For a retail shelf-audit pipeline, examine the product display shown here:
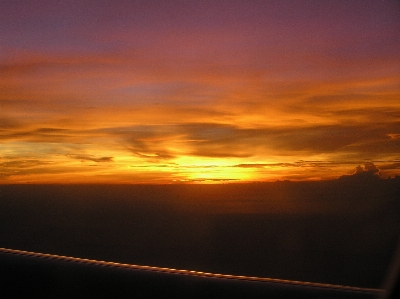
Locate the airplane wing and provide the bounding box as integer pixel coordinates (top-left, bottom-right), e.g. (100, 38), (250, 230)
(0, 247), (384, 298)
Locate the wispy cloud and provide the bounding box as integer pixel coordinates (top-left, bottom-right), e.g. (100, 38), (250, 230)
(67, 154), (113, 163)
(1, 1), (399, 183)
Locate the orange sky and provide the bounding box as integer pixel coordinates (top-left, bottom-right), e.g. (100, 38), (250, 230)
(1, 1), (400, 183)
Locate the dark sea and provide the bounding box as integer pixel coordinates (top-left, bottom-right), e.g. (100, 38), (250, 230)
(1, 179), (399, 288)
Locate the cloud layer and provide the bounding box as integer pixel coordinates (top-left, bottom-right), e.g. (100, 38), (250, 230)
(1, 1), (400, 183)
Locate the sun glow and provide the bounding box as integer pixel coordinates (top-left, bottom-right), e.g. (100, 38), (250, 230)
(169, 157), (260, 183)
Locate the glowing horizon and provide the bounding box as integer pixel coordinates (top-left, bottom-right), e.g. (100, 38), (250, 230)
(1, 1), (400, 183)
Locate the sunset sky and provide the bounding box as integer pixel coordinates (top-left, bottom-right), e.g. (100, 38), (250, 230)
(1, 0), (400, 183)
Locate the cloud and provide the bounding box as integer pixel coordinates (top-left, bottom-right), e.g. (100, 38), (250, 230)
(233, 163), (273, 168)
(179, 122), (400, 159)
(1, 1), (399, 183)
(0, 157), (69, 181)
(388, 134), (400, 140)
(233, 161), (332, 169)
(73, 121), (400, 161)
(353, 162), (381, 177)
(0, 127), (80, 143)
(67, 154), (113, 163)
(132, 150), (176, 161)
(0, 117), (21, 130)
(0, 159), (53, 168)
(379, 162), (400, 170)
(1, 118), (399, 167)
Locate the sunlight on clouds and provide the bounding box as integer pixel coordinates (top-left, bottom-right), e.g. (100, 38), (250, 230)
(1, 1), (399, 183)
(170, 157), (255, 183)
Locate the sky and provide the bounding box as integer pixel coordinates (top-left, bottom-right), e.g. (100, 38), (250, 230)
(1, 0), (400, 183)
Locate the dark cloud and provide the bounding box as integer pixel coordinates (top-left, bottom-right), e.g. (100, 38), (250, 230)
(2, 120), (399, 164)
(174, 123), (259, 158)
(0, 159), (52, 168)
(0, 117), (21, 130)
(177, 178), (239, 183)
(234, 163), (299, 168)
(267, 122), (400, 156)
(67, 154), (113, 163)
(107, 127), (178, 161)
(0, 158), (71, 179)
(379, 162), (400, 170)
(354, 163), (380, 175)
(188, 150), (251, 158)
(302, 95), (399, 110)
(178, 122), (400, 158)
(34, 128), (68, 133)
(342, 162), (382, 180)
(233, 161), (332, 169)
(0, 127), (73, 142)
(100, 121), (400, 160)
